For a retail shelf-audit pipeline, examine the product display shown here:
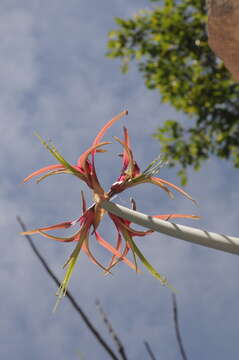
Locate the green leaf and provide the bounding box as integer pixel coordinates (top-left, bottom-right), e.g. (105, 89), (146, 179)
(106, 0), (239, 177)
(54, 235), (85, 311)
(35, 133), (85, 181)
(126, 233), (176, 292)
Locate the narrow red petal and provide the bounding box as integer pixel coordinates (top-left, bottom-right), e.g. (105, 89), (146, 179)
(122, 127), (131, 171)
(20, 221), (73, 235)
(38, 230), (79, 242)
(106, 229), (122, 270)
(83, 237), (111, 273)
(109, 210), (152, 236)
(22, 164), (65, 183)
(117, 219), (153, 237)
(145, 177), (174, 198)
(114, 135), (134, 178)
(92, 110), (128, 149)
(78, 142), (111, 171)
(94, 231), (136, 271)
(109, 212), (130, 227)
(152, 177), (196, 204)
(126, 176), (174, 199)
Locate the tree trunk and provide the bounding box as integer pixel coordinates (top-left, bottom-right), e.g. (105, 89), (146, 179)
(208, 0), (239, 81)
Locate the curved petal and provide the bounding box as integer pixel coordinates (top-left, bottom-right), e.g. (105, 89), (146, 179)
(83, 236), (112, 274)
(126, 176), (174, 199)
(116, 226), (137, 273)
(106, 230), (122, 271)
(125, 227), (153, 237)
(151, 177), (196, 204)
(117, 219), (154, 237)
(122, 127), (131, 171)
(94, 231), (136, 271)
(22, 164), (65, 183)
(106, 243), (134, 273)
(77, 142), (111, 171)
(38, 230), (80, 242)
(36, 169), (70, 183)
(113, 135), (134, 178)
(20, 220), (73, 235)
(77, 141), (111, 193)
(92, 110), (128, 148)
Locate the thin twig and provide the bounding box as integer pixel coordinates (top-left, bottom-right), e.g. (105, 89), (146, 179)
(17, 216), (119, 360)
(172, 294), (188, 360)
(95, 299), (128, 360)
(102, 200), (239, 255)
(144, 341), (157, 360)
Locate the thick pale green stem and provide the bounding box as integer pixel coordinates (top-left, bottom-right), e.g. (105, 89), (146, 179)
(102, 200), (239, 255)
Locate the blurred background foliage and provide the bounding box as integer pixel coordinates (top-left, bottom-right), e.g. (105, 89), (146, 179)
(107, 0), (239, 184)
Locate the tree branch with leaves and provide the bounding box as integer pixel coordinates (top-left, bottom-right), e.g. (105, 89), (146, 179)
(107, 0), (239, 184)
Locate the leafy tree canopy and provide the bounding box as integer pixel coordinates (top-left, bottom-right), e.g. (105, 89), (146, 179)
(107, 0), (239, 184)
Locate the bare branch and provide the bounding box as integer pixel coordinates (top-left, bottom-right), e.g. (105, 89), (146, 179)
(144, 341), (157, 360)
(17, 216), (119, 360)
(95, 299), (128, 360)
(172, 294), (188, 360)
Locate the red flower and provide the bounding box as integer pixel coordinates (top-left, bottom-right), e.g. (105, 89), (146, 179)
(22, 110), (198, 305)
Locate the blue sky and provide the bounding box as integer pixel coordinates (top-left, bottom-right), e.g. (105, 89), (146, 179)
(1, 1), (239, 359)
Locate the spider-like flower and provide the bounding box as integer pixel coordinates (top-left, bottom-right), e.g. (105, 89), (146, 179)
(22, 110), (198, 306)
